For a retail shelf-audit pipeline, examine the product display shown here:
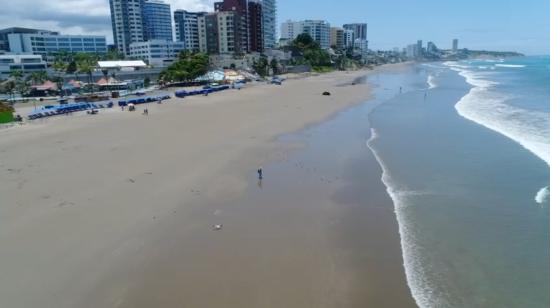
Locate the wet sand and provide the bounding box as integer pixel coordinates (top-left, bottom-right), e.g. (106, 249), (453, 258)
(0, 65), (415, 307)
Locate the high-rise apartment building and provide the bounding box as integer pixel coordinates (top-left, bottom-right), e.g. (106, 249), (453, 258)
(198, 13), (220, 54)
(452, 39), (459, 52)
(343, 29), (354, 48)
(302, 20), (331, 49)
(174, 10), (206, 51)
(343, 23), (367, 40)
(330, 27), (345, 50)
(280, 20), (330, 49)
(248, 0), (264, 52)
(417, 40), (423, 56)
(214, 0), (249, 54)
(109, 0), (146, 55)
(261, 0), (277, 49)
(280, 20), (303, 41)
(142, 0), (173, 41)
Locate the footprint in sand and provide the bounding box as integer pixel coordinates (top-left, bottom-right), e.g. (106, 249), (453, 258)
(58, 201), (75, 208)
(17, 179), (28, 190)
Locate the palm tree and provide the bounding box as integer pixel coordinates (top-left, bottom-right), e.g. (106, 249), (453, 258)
(53, 61), (67, 75)
(28, 71), (48, 85)
(77, 60), (95, 93)
(9, 70), (23, 81)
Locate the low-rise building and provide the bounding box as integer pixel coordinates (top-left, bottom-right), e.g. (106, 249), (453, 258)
(7, 32), (107, 56)
(0, 27), (57, 52)
(128, 40), (185, 67)
(0, 54), (47, 79)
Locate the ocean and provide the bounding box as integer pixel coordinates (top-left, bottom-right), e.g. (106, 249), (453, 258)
(368, 57), (550, 307)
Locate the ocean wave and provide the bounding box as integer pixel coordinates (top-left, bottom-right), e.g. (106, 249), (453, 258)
(446, 62), (550, 205)
(366, 128), (440, 308)
(482, 59), (505, 63)
(535, 186), (550, 204)
(495, 64), (526, 68)
(448, 64), (550, 167)
(427, 75), (437, 89)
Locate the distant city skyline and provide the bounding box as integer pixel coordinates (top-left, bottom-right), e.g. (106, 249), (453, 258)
(0, 0), (548, 54)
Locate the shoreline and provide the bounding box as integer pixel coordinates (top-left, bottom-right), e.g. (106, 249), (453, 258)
(0, 63), (415, 307)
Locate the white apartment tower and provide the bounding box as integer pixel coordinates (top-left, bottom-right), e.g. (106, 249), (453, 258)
(280, 19), (330, 49)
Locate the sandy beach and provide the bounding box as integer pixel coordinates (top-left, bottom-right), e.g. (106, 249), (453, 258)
(0, 65), (415, 308)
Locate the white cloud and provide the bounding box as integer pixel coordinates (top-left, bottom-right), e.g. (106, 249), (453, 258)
(0, 0), (216, 43)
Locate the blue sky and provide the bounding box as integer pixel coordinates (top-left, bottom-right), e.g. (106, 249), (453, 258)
(0, 0), (548, 54)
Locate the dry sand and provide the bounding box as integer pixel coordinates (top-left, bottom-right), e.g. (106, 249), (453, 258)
(0, 65), (415, 307)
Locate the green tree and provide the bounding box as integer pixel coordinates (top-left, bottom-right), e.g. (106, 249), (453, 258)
(66, 61), (78, 75)
(27, 71), (48, 85)
(288, 33), (332, 72)
(292, 33), (320, 50)
(8, 70), (29, 97)
(9, 70), (23, 81)
(252, 55), (269, 77)
(104, 49), (125, 61)
(77, 60), (95, 93)
(270, 58), (279, 75)
(159, 51), (209, 83)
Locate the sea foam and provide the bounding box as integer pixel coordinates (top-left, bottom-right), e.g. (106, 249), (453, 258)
(427, 75), (437, 89)
(366, 129), (441, 308)
(535, 186), (550, 204)
(495, 64), (526, 68)
(446, 62), (550, 204)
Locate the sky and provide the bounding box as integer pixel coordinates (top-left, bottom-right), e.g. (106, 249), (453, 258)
(1, 0), (549, 55)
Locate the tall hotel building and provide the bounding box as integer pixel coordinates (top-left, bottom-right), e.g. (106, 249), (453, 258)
(174, 10), (206, 51)
(248, 0), (264, 52)
(109, 0), (145, 55)
(142, 0), (173, 41)
(214, 0), (249, 54)
(261, 0), (277, 49)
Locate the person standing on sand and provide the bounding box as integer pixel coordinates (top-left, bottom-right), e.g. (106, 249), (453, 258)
(257, 167), (263, 180)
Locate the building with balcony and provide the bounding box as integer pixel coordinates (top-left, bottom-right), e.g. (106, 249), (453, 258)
(174, 10), (206, 51)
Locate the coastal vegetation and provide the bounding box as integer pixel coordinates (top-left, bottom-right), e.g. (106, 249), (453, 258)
(0, 101), (14, 123)
(158, 51), (209, 83)
(286, 33), (333, 72)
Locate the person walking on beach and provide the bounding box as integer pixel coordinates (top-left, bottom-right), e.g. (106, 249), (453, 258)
(257, 167), (263, 180)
